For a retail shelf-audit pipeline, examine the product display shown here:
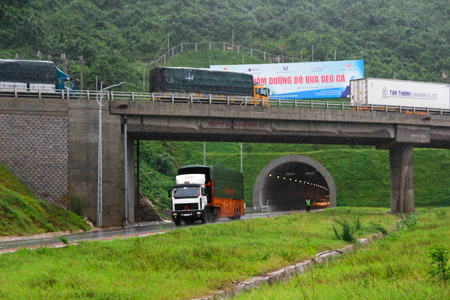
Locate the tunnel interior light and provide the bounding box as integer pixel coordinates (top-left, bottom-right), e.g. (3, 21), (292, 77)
(283, 177), (286, 179)
(277, 176), (280, 178)
(269, 174), (272, 177)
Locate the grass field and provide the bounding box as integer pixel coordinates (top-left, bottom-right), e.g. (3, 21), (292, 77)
(0, 208), (398, 299)
(235, 208), (450, 300)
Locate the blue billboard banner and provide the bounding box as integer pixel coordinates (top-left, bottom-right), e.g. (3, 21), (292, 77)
(211, 60), (364, 99)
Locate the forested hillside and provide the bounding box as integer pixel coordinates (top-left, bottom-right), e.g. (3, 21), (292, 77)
(2, 0), (450, 212)
(1, 0), (450, 90)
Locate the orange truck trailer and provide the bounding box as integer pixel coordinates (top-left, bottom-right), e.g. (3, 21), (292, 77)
(170, 165), (244, 226)
(149, 67), (270, 106)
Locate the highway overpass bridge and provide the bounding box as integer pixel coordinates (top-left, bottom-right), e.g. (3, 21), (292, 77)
(1, 95), (449, 226)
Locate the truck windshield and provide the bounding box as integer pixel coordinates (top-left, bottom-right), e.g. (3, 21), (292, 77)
(64, 79), (75, 90)
(173, 186), (200, 198)
(259, 88), (268, 96)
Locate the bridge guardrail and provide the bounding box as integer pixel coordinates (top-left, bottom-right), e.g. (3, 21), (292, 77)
(1, 88), (449, 115)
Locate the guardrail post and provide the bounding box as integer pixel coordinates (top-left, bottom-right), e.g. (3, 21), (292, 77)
(294, 100), (297, 108)
(385, 105), (388, 112)
(244, 97), (247, 106)
(61, 90), (64, 99)
(341, 102), (344, 110)
(399, 106), (402, 113)
(38, 89), (41, 99)
(427, 107), (429, 114)
(190, 94), (193, 103)
(14, 88), (17, 98)
(356, 103), (359, 111)
(227, 96), (230, 105)
(370, 103), (373, 111)
(151, 93), (154, 102)
(111, 91), (114, 101)
(87, 90), (90, 100)
(310, 101), (313, 109)
(278, 99), (281, 107)
(440, 108), (443, 115)
(326, 101), (329, 109)
(413, 106), (416, 114)
(209, 95), (212, 104)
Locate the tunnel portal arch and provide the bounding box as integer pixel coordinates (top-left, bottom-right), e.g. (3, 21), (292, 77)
(252, 155), (336, 211)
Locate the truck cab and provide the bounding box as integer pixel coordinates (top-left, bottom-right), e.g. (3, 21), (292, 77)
(253, 84), (270, 106)
(56, 67), (77, 91)
(171, 174), (209, 226)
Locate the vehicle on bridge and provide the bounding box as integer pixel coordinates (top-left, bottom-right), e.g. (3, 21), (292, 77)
(350, 78), (449, 113)
(170, 165), (245, 226)
(150, 67), (269, 106)
(0, 59), (77, 94)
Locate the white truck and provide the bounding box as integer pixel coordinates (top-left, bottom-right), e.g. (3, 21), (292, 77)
(350, 78), (450, 111)
(171, 173), (209, 226)
(170, 165), (245, 226)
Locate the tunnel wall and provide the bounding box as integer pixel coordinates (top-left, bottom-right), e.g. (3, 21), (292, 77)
(252, 155), (337, 209)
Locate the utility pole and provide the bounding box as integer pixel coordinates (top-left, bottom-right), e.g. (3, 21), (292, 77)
(61, 53), (68, 74)
(239, 143), (243, 173)
(78, 56), (84, 90)
(232, 29), (234, 50)
(203, 142), (206, 165)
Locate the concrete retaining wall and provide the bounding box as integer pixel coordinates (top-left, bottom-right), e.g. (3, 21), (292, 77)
(0, 98), (69, 207)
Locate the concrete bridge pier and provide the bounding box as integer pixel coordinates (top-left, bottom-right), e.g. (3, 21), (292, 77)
(125, 119), (135, 224)
(389, 143), (414, 213)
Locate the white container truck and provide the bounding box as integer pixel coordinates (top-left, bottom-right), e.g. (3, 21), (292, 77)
(350, 78), (450, 111)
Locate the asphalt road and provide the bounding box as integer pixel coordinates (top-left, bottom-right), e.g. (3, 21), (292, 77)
(0, 210), (304, 253)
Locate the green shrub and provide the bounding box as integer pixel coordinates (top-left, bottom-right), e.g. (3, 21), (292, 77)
(68, 194), (90, 217)
(428, 244), (450, 286)
(58, 236), (69, 245)
(332, 219), (356, 243)
(394, 213), (419, 231)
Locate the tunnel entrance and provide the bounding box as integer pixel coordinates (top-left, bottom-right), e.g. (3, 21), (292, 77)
(252, 155), (336, 211)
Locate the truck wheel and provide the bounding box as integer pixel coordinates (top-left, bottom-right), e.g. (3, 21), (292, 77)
(210, 208), (218, 223)
(202, 210), (209, 224)
(214, 209), (219, 223)
(175, 220), (181, 227)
